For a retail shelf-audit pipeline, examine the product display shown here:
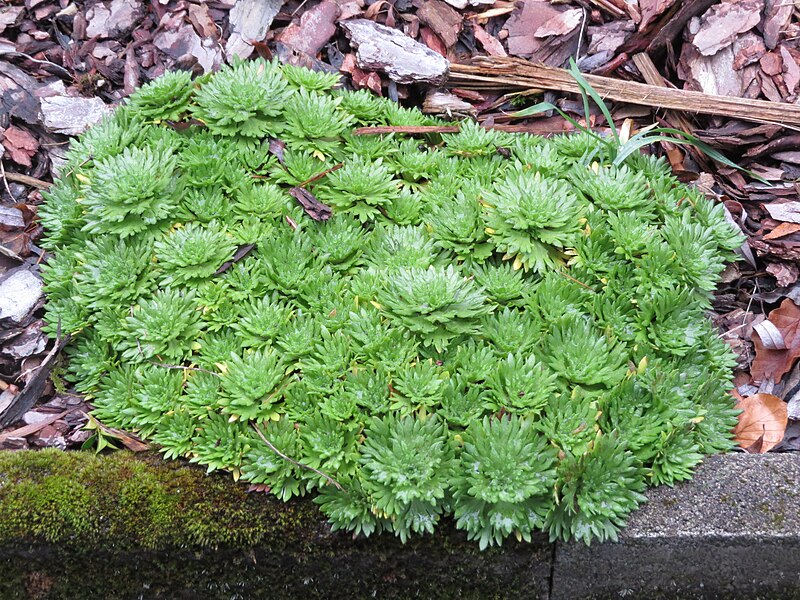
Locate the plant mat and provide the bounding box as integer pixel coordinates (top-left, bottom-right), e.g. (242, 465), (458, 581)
(18, 56), (749, 547)
(0, 0), (798, 522)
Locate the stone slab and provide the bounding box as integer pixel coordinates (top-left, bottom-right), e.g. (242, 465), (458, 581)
(552, 453), (800, 599)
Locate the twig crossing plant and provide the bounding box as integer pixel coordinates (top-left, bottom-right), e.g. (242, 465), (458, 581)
(40, 58), (742, 548)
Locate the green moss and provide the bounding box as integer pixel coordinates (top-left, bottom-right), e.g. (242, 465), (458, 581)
(0, 450), (550, 599)
(0, 449), (322, 550)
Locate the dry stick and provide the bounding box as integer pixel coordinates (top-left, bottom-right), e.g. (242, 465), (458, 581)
(448, 58), (800, 128)
(0, 160), (14, 200)
(297, 162), (344, 187)
(353, 125), (460, 136)
(631, 53), (696, 136)
(252, 422), (343, 490)
(2, 171), (50, 189)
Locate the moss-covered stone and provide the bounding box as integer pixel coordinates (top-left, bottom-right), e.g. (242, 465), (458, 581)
(0, 449), (551, 599)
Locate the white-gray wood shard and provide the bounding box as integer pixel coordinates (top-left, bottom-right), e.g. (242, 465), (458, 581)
(341, 19), (449, 86)
(40, 96), (112, 136)
(0, 269), (42, 324)
(226, 0), (285, 61)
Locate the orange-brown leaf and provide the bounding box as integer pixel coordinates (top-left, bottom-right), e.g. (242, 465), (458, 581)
(751, 298), (800, 384)
(733, 393), (788, 453)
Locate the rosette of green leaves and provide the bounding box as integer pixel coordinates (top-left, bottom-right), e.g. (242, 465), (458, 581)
(299, 411), (360, 489)
(38, 179), (85, 250)
(541, 314), (628, 390)
(283, 89), (354, 156)
(316, 155), (399, 222)
(122, 365), (183, 437)
(469, 259), (536, 306)
(359, 414), (456, 541)
(315, 476), (388, 537)
(127, 70), (194, 122)
(152, 409), (196, 460)
(483, 169), (585, 272)
(390, 359), (446, 416)
(81, 145), (182, 237)
(364, 224), (441, 270)
(241, 418), (307, 500)
(453, 415), (559, 549)
(308, 215), (369, 271)
(73, 236), (154, 309)
(481, 307), (542, 355)
(155, 221), (237, 286)
(572, 164), (652, 214)
(218, 347), (287, 421)
(426, 187), (493, 261)
(375, 265), (492, 352)
(64, 331), (114, 394)
(546, 431), (647, 545)
(190, 413), (252, 476)
(443, 119), (508, 158)
(485, 353), (558, 415)
(233, 292), (294, 349)
(282, 64), (341, 91)
(119, 289), (203, 363)
(192, 59), (290, 137)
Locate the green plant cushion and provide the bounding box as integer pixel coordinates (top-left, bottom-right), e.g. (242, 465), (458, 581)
(40, 59), (743, 548)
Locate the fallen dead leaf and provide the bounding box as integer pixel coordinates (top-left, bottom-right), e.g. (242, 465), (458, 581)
(733, 392), (788, 453)
(751, 298), (800, 384)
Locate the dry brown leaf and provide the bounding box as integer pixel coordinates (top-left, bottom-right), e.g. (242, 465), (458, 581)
(751, 298), (800, 383)
(733, 392), (788, 453)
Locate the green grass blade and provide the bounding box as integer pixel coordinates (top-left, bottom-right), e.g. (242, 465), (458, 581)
(568, 59), (619, 143)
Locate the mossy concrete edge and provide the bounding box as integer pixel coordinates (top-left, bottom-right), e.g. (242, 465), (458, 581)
(0, 449), (551, 600)
(2, 450), (800, 600)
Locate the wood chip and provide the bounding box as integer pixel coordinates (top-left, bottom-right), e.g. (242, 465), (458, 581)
(690, 0), (763, 57)
(470, 22), (507, 57)
(638, 0), (678, 31)
(765, 222), (800, 240)
(766, 202), (800, 224)
(277, 0), (340, 57)
(40, 95), (112, 136)
(449, 56), (800, 127)
(226, 0), (284, 61)
(417, 0), (462, 49)
(1, 126), (38, 168)
(0, 269), (42, 324)
(341, 19), (449, 85)
(767, 262), (800, 287)
(85, 0), (144, 39)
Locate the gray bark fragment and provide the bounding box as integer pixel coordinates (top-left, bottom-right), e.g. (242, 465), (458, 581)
(40, 96), (112, 136)
(226, 0), (284, 61)
(341, 19), (449, 85)
(0, 269), (42, 324)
